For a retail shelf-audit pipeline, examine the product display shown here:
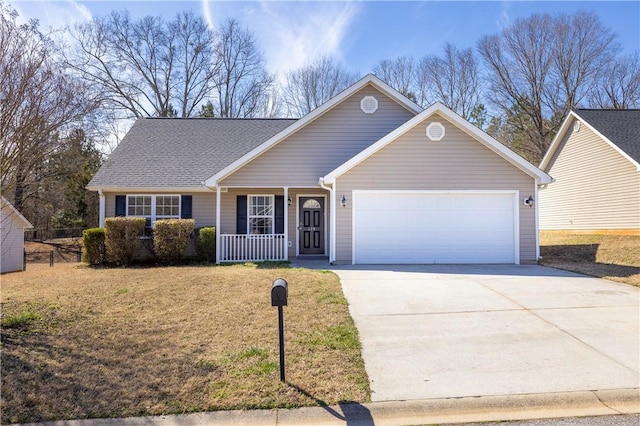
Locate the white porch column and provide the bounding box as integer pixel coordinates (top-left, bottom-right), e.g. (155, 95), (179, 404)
(98, 190), (105, 228)
(283, 187), (289, 261)
(215, 186), (221, 264)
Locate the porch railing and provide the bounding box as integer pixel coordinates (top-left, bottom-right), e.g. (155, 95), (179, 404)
(219, 234), (286, 262)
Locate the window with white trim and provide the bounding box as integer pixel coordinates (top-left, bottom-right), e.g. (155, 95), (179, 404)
(156, 196), (180, 219)
(127, 195), (180, 225)
(248, 195), (274, 234)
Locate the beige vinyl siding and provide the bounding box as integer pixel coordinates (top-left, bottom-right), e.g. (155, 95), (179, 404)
(540, 117), (640, 230)
(103, 192), (216, 228)
(1, 209), (27, 273)
(220, 188), (330, 258)
(220, 85), (415, 187)
(335, 113), (538, 264)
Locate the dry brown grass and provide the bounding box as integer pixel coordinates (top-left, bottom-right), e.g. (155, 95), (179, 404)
(1, 263), (369, 423)
(540, 232), (640, 286)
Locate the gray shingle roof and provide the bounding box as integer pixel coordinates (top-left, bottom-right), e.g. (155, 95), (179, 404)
(575, 109), (640, 164)
(88, 118), (297, 189)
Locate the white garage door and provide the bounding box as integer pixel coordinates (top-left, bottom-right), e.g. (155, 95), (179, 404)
(353, 191), (517, 264)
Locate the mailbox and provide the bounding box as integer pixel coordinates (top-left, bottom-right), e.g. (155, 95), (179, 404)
(271, 278), (288, 306)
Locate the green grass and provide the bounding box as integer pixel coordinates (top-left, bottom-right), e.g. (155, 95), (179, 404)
(1, 309), (42, 328)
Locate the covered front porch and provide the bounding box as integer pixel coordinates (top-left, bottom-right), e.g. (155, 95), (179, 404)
(215, 187), (331, 263)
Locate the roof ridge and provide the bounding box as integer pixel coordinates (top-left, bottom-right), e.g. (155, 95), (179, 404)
(141, 117), (299, 121)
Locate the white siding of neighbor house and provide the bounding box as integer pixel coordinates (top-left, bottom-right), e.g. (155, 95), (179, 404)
(219, 188), (330, 259)
(334, 113), (538, 264)
(1, 206), (28, 273)
(219, 85), (416, 187)
(539, 117), (640, 231)
(104, 192), (216, 228)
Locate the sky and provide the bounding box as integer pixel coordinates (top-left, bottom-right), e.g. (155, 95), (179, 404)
(10, 0), (640, 79)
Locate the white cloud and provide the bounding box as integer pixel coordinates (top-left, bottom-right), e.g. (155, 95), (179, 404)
(12, 0), (93, 31)
(202, 0), (361, 77)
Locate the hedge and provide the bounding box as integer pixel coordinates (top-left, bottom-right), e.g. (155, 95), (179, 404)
(196, 227), (216, 262)
(153, 219), (195, 264)
(82, 228), (105, 265)
(105, 217), (146, 266)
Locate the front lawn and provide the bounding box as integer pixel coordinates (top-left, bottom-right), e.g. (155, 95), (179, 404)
(539, 232), (640, 286)
(1, 263), (370, 423)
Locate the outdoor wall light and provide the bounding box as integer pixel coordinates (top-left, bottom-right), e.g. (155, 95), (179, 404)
(524, 195), (534, 208)
(287, 196), (292, 206)
(340, 195), (347, 207)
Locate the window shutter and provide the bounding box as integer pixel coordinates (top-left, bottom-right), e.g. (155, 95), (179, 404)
(181, 195), (192, 219)
(236, 196), (247, 234)
(275, 195), (284, 234)
(115, 195), (126, 216)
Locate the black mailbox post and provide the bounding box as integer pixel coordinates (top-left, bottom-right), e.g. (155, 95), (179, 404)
(271, 278), (288, 381)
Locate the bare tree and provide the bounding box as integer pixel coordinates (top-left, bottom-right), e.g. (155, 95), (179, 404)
(282, 55), (360, 116)
(67, 10), (217, 119)
(372, 56), (417, 102)
(589, 52), (640, 109)
(416, 43), (483, 120)
(212, 18), (275, 118)
(478, 11), (618, 163)
(1, 3), (95, 213)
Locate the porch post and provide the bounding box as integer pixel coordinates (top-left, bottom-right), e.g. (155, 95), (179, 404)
(283, 187), (289, 261)
(215, 186), (221, 264)
(98, 189), (105, 228)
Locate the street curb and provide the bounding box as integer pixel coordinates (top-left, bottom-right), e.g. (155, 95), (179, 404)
(14, 388), (640, 426)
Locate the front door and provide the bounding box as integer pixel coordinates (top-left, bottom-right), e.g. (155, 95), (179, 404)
(299, 197), (324, 255)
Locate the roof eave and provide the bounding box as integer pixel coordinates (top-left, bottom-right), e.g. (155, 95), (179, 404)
(86, 185), (215, 193)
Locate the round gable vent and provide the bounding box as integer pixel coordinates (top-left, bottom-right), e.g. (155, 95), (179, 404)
(573, 120), (581, 132)
(426, 122), (445, 141)
(360, 96), (378, 114)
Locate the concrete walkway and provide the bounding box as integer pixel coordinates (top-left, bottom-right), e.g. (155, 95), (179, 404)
(333, 264), (639, 402)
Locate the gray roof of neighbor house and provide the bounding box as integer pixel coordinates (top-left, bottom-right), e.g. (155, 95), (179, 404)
(575, 109), (640, 164)
(88, 118), (298, 190)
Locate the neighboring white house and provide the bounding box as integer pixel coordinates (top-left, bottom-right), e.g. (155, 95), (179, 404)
(539, 109), (640, 233)
(1, 196), (33, 273)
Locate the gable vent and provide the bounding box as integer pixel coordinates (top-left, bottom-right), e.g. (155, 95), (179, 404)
(426, 122), (445, 141)
(360, 96), (378, 114)
(573, 120), (581, 132)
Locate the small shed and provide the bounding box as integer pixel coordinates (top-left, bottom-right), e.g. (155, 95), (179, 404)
(1, 196), (33, 273)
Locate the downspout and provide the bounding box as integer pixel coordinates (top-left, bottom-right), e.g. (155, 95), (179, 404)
(535, 178), (541, 262)
(319, 178), (335, 264)
(98, 189), (105, 228)
(215, 184), (221, 264)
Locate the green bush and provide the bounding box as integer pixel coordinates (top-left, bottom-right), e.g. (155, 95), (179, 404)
(82, 228), (105, 265)
(105, 217), (146, 266)
(197, 227), (216, 262)
(153, 219), (195, 264)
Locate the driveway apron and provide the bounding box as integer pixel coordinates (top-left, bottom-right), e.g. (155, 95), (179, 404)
(334, 265), (640, 402)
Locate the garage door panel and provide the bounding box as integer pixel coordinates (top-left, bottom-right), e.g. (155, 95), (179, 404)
(354, 192), (516, 264)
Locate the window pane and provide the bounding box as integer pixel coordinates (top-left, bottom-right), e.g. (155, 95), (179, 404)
(248, 195), (274, 234)
(156, 196), (180, 218)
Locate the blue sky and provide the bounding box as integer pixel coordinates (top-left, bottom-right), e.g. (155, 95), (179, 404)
(12, 0), (640, 77)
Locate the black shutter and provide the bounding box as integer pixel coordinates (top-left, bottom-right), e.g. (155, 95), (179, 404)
(181, 195), (192, 219)
(115, 195), (126, 216)
(236, 196), (247, 234)
(275, 195), (284, 234)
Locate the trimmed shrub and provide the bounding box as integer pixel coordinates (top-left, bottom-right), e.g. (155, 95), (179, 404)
(196, 227), (216, 262)
(105, 217), (146, 266)
(153, 219), (195, 264)
(82, 228), (105, 265)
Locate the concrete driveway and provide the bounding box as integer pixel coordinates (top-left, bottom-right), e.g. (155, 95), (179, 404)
(333, 264), (640, 402)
